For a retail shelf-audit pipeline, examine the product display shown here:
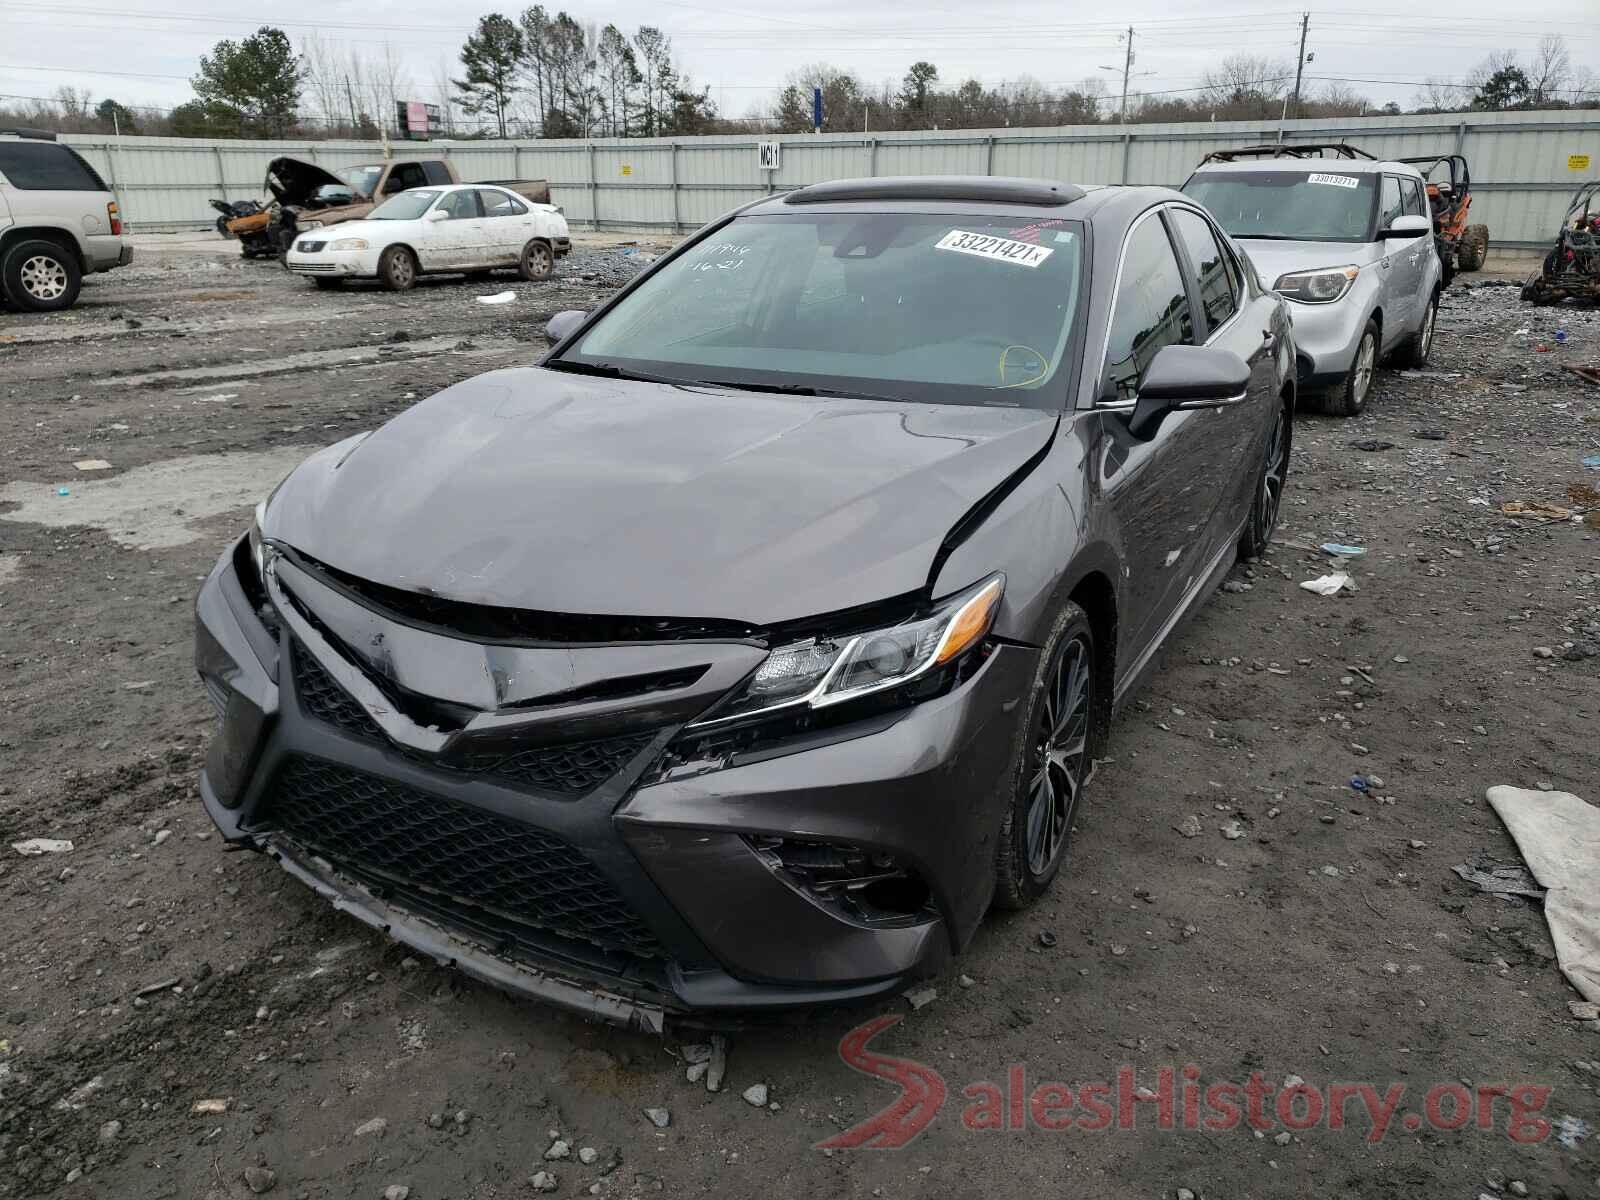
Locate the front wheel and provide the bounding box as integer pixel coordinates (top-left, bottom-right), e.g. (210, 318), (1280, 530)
(1239, 398), (1291, 559)
(378, 246), (417, 291)
(993, 603), (1099, 911)
(1323, 319), (1378, 417)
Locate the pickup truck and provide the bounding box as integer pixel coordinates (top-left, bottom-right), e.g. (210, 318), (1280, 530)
(221, 156), (553, 262)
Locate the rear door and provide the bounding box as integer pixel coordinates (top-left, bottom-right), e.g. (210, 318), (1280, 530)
(474, 188), (534, 265)
(0, 140), (110, 256)
(1095, 208), (1236, 657)
(1168, 204), (1280, 548)
(1398, 175), (1433, 319)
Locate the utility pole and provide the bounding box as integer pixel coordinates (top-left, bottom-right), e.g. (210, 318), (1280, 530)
(345, 77), (358, 132)
(1290, 12), (1310, 121)
(1119, 26), (1134, 124)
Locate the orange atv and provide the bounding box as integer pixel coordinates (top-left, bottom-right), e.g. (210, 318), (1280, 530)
(1399, 154), (1488, 285)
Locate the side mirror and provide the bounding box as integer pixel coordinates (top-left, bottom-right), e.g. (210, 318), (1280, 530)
(424, 208), (450, 222)
(545, 310), (588, 343)
(1126, 345), (1251, 440)
(1381, 213), (1431, 239)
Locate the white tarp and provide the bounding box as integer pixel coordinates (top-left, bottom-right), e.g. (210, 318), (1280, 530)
(1487, 786), (1600, 1003)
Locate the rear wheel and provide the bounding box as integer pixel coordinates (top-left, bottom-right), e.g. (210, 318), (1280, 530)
(1394, 293), (1437, 369)
(1457, 224), (1489, 272)
(993, 602), (1098, 911)
(378, 246), (418, 291)
(1323, 320), (1378, 417)
(519, 239), (554, 282)
(1, 239), (81, 312)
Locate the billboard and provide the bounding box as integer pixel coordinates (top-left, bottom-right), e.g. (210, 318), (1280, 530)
(396, 101), (443, 141)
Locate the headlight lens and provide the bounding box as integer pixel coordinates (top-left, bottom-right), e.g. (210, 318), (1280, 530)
(692, 575), (1003, 728)
(1273, 265), (1359, 303)
(330, 237), (368, 250)
(299, 220), (323, 230)
(249, 500), (269, 578)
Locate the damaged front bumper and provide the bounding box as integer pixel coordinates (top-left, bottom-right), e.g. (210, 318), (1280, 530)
(285, 247), (381, 279)
(194, 537), (1036, 1028)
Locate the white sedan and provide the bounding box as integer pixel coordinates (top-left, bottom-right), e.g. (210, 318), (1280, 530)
(285, 183), (571, 291)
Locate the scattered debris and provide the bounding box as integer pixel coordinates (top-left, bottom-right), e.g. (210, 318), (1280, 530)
(1349, 439), (1395, 452)
(578, 1146), (598, 1165)
(190, 1098), (229, 1115)
(242, 1165), (276, 1194)
(530, 1170), (559, 1192)
(706, 1034), (728, 1093)
(1320, 543), (1365, 557)
(1299, 573), (1354, 596)
(545, 1139), (571, 1160)
(476, 291), (516, 305)
(904, 985), (939, 1010)
(1500, 500), (1571, 521)
(1565, 365), (1600, 387)
(742, 1083), (769, 1107)
(1414, 428), (1449, 441)
(135, 977), (180, 998)
(354, 1116), (388, 1138)
(1450, 857), (1547, 901)
(73, 459), (113, 472)
(1175, 814), (1203, 838)
(1221, 819), (1245, 840)
(12, 838), (73, 856)
(1570, 1001), (1600, 1021)
(642, 1107), (671, 1129)
(1037, 930), (1058, 948)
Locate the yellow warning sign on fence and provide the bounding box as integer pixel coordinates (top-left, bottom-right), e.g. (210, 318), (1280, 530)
(1570, 154), (1592, 171)
(620, 164), (633, 176)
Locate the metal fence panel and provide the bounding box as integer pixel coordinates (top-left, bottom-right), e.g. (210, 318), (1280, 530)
(60, 110), (1599, 247)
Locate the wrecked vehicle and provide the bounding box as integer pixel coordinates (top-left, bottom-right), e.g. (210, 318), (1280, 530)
(221, 156), (553, 262)
(1522, 180), (1600, 307)
(195, 176), (1294, 1029)
(285, 183), (570, 290)
(1183, 144), (1441, 416)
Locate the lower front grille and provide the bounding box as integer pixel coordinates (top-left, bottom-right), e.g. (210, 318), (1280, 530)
(258, 755), (667, 961)
(289, 262), (336, 273)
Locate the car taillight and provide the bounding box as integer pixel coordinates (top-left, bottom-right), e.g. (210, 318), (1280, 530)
(107, 200), (122, 235)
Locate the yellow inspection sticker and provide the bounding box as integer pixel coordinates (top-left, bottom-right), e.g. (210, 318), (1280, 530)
(1570, 154), (1592, 171)
(935, 230), (1054, 268)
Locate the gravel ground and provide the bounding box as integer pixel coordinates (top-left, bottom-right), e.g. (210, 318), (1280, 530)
(1, 241), (1598, 1200)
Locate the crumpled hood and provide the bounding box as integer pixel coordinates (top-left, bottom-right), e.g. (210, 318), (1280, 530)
(264, 368), (1057, 627)
(1234, 237), (1382, 285)
(264, 156), (351, 206)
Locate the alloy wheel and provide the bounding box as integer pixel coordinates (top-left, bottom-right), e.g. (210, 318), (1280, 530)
(1420, 301), (1435, 359)
(391, 254), (413, 287)
(1258, 405), (1288, 545)
(1026, 635), (1092, 876)
(20, 255), (67, 302)
(1351, 333), (1375, 406)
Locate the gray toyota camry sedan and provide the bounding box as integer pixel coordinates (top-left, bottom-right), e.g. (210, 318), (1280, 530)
(194, 176), (1295, 1030)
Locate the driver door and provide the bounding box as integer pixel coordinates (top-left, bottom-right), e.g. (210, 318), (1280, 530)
(420, 189), (484, 271)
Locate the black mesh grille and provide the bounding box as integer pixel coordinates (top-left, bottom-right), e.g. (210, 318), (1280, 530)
(260, 755), (665, 960)
(289, 641), (656, 797)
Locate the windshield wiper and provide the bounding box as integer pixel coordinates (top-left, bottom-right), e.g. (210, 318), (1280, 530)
(1230, 233), (1309, 241)
(697, 378), (911, 405)
(543, 360), (691, 386)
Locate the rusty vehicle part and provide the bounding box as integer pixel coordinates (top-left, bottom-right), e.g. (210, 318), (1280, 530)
(210, 197), (264, 239)
(1524, 182), (1600, 307)
(1397, 154), (1487, 284)
(1565, 364), (1600, 387)
(254, 156), (552, 264)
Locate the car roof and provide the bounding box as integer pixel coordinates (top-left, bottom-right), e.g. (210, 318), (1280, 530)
(1190, 158), (1422, 179)
(741, 176), (1184, 221)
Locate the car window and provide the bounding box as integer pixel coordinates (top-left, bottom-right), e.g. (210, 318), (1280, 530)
(368, 189), (441, 220)
(1102, 214), (1195, 401)
(436, 190), (481, 220)
(1379, 176), (1405, 231)
(565, 212), (1087, 409)
(480, 189), (527, 218)
(1401, 178), (1427, 218)
(422, 161), (453, 186)
(385, 162), (427, 194)
(0, 141), (107, 191)
(1183, 169), (1376, 243)
(1170, 208), (1238, 333)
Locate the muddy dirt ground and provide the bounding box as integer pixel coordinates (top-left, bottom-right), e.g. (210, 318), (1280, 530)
(1, 237), (1598, 1200)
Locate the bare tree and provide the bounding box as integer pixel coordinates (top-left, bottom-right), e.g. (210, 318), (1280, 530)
(1529, 34), (1571, 104)
(1465, 50), (1520, 97)
(1199, 54), (1291, 119)
(1413, 76), (1469, 113)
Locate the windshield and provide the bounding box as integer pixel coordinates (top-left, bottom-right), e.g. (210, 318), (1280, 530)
(368, 189), (440, 221)
(339, 165), (383, 197)
(560, 212), (1085, 408)
(1183, 170), (1377, 243)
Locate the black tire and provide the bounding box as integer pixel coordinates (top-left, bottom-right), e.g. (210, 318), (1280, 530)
(1457, 224), (1489, 272)
(993, 602), (1101, 911)
(1239, 396), (1291, 559)
(1322, 319), (1379, 417)
(378, 246), (418, 291)
(519, 239), (554, 282)
(1394, 293), (1437, 369)
(1, 239), (82, 312)
(312, 276), (343, 290)
(215, 215), (234, 239)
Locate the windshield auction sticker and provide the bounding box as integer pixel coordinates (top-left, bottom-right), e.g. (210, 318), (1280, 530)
(1306, 173), (1360, 188)
(935, 230), (1055, 268)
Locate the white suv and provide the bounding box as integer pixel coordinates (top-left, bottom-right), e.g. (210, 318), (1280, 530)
(0, 127), (131, 312)
(1184, 144), (1441, 416)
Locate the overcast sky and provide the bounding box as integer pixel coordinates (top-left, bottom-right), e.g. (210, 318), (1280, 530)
(1, 0), (1595, 125)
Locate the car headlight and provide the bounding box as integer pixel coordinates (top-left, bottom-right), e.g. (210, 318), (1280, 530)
(1273, 265), (1359, 304)
(249, 499), (270, 579)
(690, 575), (1004, 729)
(298, 220), (323, 231)
(330, 237), (368, 250)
